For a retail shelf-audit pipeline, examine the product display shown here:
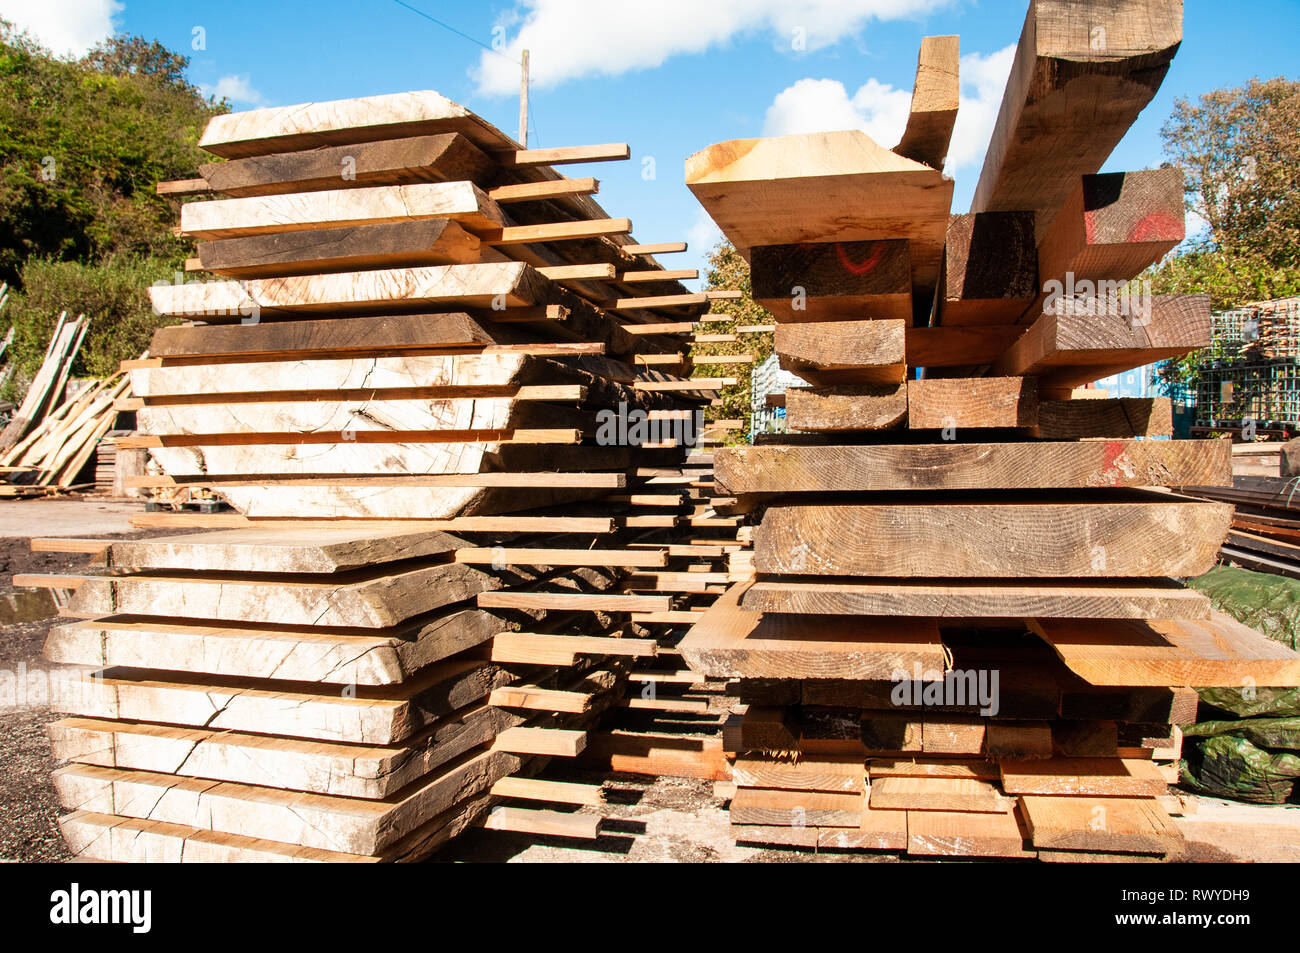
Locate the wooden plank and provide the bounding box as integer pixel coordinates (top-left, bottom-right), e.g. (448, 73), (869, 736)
(907, 376), (1037, 429)
(786, 383), (908, 432)
(935, 211), (1038, 326)
(741, 579), (1210, 620)
(454, 548), (666, 568)
(685, 128), (952, 292)
(969, 0), (1183, 232)
(478, 592), (670, 612)
(869, 759), (1000, 782)
(753, 497), (1233, 578)
(871, 777), (1014, 813)
(713, 439), (1230, 495)
(489, 632), (656, 666)
(488, 685), (594, 713)
(893, 35), (960, 169)
(198, 134), (495, 196)
(750, 239), (911, 322)
(46, 609), (505, 686)
(180, 181), (503, 240)
(776, 320), (905, 385)
(1000, 758), (1168, 797)
(730, 788), (865, 828)
(1033, 397), (1172, 438)
(1029, 611), (1300, 687)
(194, 218), (487, 278)
(147, 262), (548, 317)
(622, 242), (686, 255)
(906, 809), (1033, 858)
(119, 428), (580, 449)
(481, 218), (632, 246)
(677, 582), (944, 680)
(732, 756), (865, 793)
(148, 311), (499, 359)
(1021, 796), (1181, 855)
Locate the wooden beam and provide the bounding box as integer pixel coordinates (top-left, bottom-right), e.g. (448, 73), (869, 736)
(969, 0), (1183, 232)
(751, 239), (912, 322)
(786, 383), (908, 432)
(907, 376), (1037, 429)
(481, 217), (632, 246)
(713, 439), (1230, 495)
(621, 242), (686, 255)
(893, 35), (960, 170)
(753, 497), (1233, 578)
(777, 319), (905, 385)
(487, 176), (598, 203)
(936, 211), (1038, 326)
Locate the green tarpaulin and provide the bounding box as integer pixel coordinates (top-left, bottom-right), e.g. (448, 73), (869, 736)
(1188, 565), (1300, 650)
(1180, 735), (1300, 804)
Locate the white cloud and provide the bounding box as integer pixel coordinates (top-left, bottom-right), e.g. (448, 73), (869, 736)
(0, 0), (123, 57)
(762, 77), (912, 144)
(473, 0), (951, 96)
(947, 43), (1015, 171)
(201, 74), (267, 106)
(760, 42), (1016, 175)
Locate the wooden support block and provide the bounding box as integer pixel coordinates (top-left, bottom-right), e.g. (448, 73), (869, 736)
(936, 211), (1038, 326)
(481, 805), (601, 839)
(489, 777), (603, 806)
(487, 177), (598, 203)
(498, 143), (630, 166)
(893, 35), (960, 169)
(750, 239), (912, 322)
(488, 685), (594, 713)
(489, 632), (656, 667)
(907, 376), (1036, 429)
(969, 0), (1183, 232)
(492, 727), (587, 757)
(713, 439), (1230, 495)
(786, 383), (907, 432)
(776, 320), (905, 385)
(753, 497), (1232, 578)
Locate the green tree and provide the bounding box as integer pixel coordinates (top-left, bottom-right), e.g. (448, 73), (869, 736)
(691, 241), (773, 442)
(0, 21), (224, 384)
(1146, 77), (1300, 309)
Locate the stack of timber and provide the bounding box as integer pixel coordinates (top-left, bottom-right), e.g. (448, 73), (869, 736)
(38, 89), (735, 861)
(0, 315), (129, 497)
(681, 0), (1300, 861)
(1183, 475), (1300, 578)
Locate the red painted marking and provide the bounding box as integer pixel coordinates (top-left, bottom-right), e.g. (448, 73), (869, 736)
(1099, 439), (1127, 486)
(835, 243), (885, 276)
(1128, 211), (1183, 243)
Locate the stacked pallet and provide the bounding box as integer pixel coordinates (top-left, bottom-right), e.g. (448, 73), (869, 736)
(36, 90), (736, 860)
(680, 0), (1300, 860)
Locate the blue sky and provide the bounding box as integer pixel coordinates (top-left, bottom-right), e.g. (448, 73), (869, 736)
(6, 0), (1298, 287)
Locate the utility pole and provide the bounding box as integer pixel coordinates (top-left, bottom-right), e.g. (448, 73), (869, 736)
(518, 49), (530, 147)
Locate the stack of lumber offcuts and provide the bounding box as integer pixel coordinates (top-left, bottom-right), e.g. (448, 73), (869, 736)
(1183, 474), (1300, 578)
(37, 89), (734, 861)
(680, 0), (1300, 861)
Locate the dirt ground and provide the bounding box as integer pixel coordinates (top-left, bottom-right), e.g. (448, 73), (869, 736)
(0, 499), (187, 863)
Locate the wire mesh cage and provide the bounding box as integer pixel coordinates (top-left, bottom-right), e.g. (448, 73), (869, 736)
(1195, 298), (1300, 431)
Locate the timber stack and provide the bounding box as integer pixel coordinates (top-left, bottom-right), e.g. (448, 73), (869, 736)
(680, 0), (1300, 860)
(33, 90), (742, 860)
